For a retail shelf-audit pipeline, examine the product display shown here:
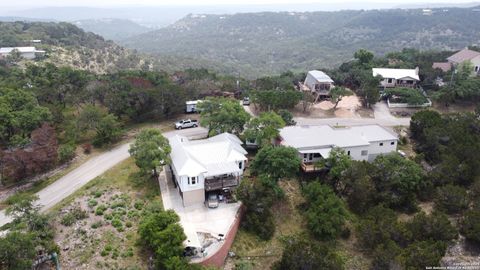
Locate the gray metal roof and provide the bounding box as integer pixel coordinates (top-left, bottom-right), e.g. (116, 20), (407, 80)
(305, 70), (334, 83)
(279, 125), (398, 150)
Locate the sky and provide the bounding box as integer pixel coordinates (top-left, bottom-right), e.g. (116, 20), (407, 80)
(1, 0), (477, 7)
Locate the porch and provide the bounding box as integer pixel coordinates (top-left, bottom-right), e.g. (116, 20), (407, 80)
(205, 175), (239, 191)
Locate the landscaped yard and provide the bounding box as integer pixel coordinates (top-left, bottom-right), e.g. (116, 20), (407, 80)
(51, 158), (161, 269)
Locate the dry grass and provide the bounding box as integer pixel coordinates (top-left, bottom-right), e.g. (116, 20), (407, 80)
(51, 158), (161, 270)
(228, 180), (305, 269)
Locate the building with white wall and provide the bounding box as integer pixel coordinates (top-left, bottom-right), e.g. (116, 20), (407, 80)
(278, 125), (398, 171)
(302, 70), (335, 98)
(372, 68), (420, 88)
(169, 133), (247, 207)
(0, 47), (45, 60)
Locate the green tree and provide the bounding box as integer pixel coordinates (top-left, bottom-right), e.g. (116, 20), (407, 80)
(406, 211), (457, 243)
(329, 87), (353, 109)
(0, 231), (36, 270)
(401, 240), (447, 270)
(354, 49), (374, 66)
(92, 114), (122, 147)
(273, 235), (344, 270)
(236, 176), (277, 240)
(434, 185), (468, 214)
(358, 205), (403, 250)
(138, 207), (187, 269)
(323, 147), (353, 192)
(278, 109), (295, 126)
(244, 111), (285, 147)
(129, 128), (171, 176)
(0, 87), (52, 146)
(198, 97), (251, 136)
(461, 209), (480, 244)
(372, 154), (425, 211)
(250, 90), (302, 111)
(250, 146), (301, 181)
(303, 182), (349, 240)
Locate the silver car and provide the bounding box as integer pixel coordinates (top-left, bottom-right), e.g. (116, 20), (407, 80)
(206, 194), (219, 208)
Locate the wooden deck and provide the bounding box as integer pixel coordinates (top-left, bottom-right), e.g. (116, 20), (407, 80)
(301, 163), (321, 172)
(205, 176), (239, 191)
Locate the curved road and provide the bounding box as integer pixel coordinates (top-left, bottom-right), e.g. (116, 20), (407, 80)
(0, 127), (208, 227)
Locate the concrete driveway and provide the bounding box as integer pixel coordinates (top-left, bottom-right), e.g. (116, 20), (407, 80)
(0, 127), (208, 228)
(159, 166), (240, 258)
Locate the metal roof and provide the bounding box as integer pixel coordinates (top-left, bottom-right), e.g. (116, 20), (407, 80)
(0, 47), (44, 53)
(169, 133), (247, 177)
(280, 125), (398, 150)
(305, 70), (334, 83)
(447, 48), (480, 64)
(372, 68), (420, 81)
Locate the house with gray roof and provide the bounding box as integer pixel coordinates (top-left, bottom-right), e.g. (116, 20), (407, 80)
(434, 48), (480, 76)
(278, 125), (398, 172)
(168, 133), (247, 206)
(302, 70), (335, 98)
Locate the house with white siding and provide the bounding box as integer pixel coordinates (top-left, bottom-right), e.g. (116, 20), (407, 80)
(278, 125), (398, 172)
(302, 70), (335, 98)
(168, 133), (247, 207)
(0, 47), (45, 60)
(372, 68), (420, 88)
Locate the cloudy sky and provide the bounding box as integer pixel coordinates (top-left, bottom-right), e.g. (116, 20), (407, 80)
(1, 0), (477, 7)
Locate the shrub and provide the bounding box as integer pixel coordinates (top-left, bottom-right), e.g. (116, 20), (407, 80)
(82, 143), (92, 154)
(125, 221), (133, 228)
(111, 218), (123, 229)
(60, 213), (76, 226)
(303, 182), (348, 240)
(92, 190), (103, 198)
(91, 221), (103, 229)
(71, 207), (88, 220)
(401, 240), (447, 269)
(58, 143), (76, 163)
(95, 205), (107, 216)
(406, 211), (457, 243)
(273, 235), (344, 270)
(461, 209), (480, 244)
(134, 201), (144, 210)
(88, 199), (98, 208)
(434, 185), (468, 214)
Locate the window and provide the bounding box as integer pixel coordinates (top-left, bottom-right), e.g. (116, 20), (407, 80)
(347, 151), (351, 156)
(475, 66), (479, 72)
(313, 153), (321, 158)
(387, 78), (393, 84)
(239, 161), (243, 169)
(379, 142), (384, 146)
(187, 177), (190, 185)
(191, 176), (197, 185)
(304, 154), (307, 158)
(361, 150), (368, 156)
(391, 141), (395, 145)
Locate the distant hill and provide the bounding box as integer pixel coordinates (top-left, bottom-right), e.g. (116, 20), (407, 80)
(121, 7), (480, 78)
(0, 21), (151, 73)
(74, 19), (151, 41)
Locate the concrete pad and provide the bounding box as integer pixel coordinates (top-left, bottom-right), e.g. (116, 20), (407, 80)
(159, 167), (240, 253)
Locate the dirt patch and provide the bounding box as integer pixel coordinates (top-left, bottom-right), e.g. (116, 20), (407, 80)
(293, 95), (364, 119)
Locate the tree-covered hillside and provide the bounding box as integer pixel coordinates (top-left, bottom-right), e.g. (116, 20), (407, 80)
(121, 7), (480, 78)
(74, 19), (151, 41)
(0, 21), (150, 73)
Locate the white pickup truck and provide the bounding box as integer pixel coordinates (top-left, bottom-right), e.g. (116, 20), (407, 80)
(175, 119), (198, 130)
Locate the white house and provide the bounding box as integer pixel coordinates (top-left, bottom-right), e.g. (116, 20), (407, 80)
(169, 133), (248, 207)
(372, 68), (420, 88)
(278, 125), (398, 172)
(0, 47), (45, 60)
(303, 70), (335, 97)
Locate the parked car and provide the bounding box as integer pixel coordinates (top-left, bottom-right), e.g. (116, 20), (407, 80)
(242, 97), (250, 105)
(206, 193), (219, 208)
(175, 119), (198, 130)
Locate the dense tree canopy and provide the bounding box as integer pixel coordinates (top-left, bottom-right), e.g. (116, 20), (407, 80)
(250, 146), (301, 181)
(303, 182), (349, 240)
(129, 128), (171, 176)
(198, 97), (251, 136)
(244, 111), (285, 147)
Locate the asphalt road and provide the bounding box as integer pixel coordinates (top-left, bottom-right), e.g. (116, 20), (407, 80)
(0, 127), (208, 228)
